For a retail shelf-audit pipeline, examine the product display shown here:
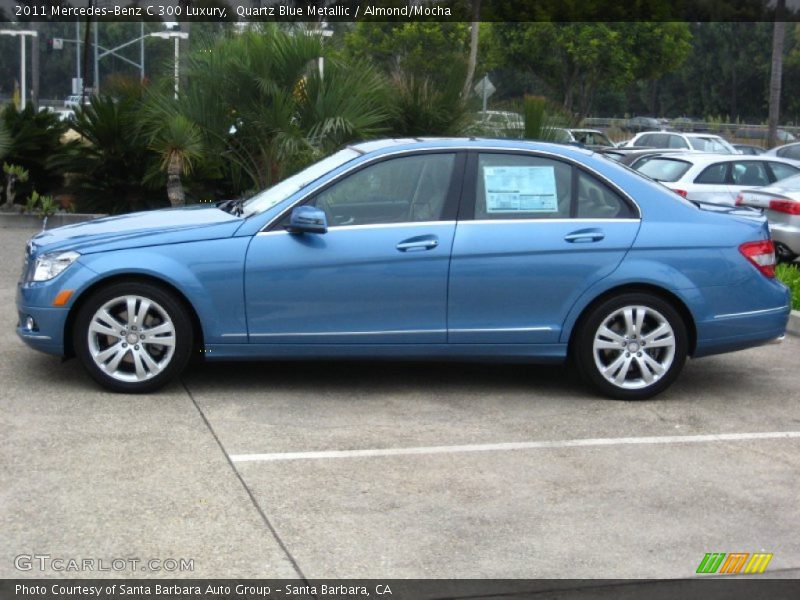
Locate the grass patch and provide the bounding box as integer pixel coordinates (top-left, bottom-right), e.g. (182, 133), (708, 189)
(776, 263), (800, 310)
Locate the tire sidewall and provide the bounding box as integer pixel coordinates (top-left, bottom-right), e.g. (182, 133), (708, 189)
(574, 292), (688, 400)
(73, 282), (193, 393)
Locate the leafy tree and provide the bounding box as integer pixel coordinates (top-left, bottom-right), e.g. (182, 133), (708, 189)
(484, 23), (691, 119)
(344, 22), (470, 82)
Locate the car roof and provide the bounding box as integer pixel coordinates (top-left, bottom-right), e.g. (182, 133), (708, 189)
(347, 137), (596, 157)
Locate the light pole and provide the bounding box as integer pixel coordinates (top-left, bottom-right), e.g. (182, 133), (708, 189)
(0, 29), (39, 110)
(149, 31), (189, 99)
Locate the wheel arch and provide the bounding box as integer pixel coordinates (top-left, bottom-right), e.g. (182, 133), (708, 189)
(63, 273), (205, 360)
(567, 283), (697, 356)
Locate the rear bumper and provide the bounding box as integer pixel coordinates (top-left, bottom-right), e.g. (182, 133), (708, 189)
(769, 221), (800, 256)
(694, 304), (790, 358)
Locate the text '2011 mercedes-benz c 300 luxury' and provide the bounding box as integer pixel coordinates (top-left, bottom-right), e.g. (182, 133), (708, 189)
(17, 139), (790, 399)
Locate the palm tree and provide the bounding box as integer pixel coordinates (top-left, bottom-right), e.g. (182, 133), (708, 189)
(170, 27), (392, 194)
(148, 115), (204, 207)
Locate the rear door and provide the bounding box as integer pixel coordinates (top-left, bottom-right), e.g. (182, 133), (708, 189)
(691, 161), (735, 203)
(727, 160), (774, 202)
(447, 151), (640, 345)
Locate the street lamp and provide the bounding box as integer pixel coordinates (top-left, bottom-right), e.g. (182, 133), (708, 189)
(149, 31), (189, 100)
(0, 29), (39, 110)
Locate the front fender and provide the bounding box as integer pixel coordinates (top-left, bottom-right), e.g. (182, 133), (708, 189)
(75, 237), (250, 344)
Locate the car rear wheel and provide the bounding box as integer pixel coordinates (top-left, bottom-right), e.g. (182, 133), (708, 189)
(573, 293), (688, 400)
(73, 282), (193, 393)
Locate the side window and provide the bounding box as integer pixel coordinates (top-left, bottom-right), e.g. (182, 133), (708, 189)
(667, 135), (689, 149)
(777, 145), (800, 160)
(767, 161), (800, 182)
(731, 161), (770, 186)
(311, 154), (455, 227)
(576, 171), (634, 219)
(474, 153), (572, 220)
(694, 163), (728, 184)
(633, 134), (652, 147)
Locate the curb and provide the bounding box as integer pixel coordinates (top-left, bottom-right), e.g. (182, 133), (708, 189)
(0, 213), (105, 229)
(789, 310), (800, 337)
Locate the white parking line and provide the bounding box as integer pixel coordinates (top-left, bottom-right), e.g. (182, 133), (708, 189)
(229, 431), (800, 463)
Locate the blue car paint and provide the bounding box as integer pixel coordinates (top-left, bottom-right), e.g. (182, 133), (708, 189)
(16, 138), (790, 366)
(245, 223), (456, 344)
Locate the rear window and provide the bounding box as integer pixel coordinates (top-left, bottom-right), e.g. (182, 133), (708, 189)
(689, 137), (731, 153)
(634, 158), (692, 182)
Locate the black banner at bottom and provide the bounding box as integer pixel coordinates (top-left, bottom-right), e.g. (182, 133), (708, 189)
(2, 579), (800, 600)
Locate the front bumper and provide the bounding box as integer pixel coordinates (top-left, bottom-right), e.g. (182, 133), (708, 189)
(16, 259), (98, 357)
(16, 306), (69, 355)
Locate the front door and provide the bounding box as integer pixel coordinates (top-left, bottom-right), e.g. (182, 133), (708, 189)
(244, 152), (462, 344)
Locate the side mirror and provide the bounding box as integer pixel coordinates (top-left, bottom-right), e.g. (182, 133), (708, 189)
(286, 205), (327, 234)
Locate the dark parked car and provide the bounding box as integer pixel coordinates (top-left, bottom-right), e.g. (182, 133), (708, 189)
(624, 116), (662, 133)
(734, 144), (766, 156)
(597, 148), (692, 167)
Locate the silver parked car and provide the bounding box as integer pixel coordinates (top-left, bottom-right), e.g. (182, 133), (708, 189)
(735, 173), (800, 262)
(632, 153), (800, 205)
(623, 132), (738, 154)
(765, 141), (800, 161)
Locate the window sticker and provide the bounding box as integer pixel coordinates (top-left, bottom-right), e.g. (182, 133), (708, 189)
(483, 166), (559, 213)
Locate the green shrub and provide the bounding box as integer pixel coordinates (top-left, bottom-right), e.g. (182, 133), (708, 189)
(776, 263), (800, 310)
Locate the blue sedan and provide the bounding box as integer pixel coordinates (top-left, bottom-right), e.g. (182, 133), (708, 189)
(16, 139), (790, 399)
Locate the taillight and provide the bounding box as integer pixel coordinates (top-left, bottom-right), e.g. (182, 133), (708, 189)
(739, 240), (776, 278)
(735, 193), (743, 206)
(768, 199), (800, 215)
(674, 189), (688, 198)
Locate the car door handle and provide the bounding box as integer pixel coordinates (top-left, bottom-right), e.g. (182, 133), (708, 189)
(564, 229), (605, 243)
(396, 236), (439, 252)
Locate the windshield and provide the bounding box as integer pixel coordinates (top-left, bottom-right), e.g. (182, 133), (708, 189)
(634, 157), (692, 182)
(241, 149), (360, 217)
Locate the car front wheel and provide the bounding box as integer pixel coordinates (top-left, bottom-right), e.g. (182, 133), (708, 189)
(73, 282), (193, 393)
(574, 293), (688, 400)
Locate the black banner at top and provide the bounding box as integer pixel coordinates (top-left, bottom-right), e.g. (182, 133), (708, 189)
(0, 0), (798, 23)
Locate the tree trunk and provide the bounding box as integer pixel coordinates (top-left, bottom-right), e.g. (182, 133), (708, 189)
(768, 0), (786, 149)
(166, 155), (185, 207)
(2, 176), (16, 211)
(462, 0), (481, 99)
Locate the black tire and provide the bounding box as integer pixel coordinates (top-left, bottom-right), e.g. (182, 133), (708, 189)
(73, 281), (193, 393)
(774, 242), (798, 264)
(572, 292), (688, 400)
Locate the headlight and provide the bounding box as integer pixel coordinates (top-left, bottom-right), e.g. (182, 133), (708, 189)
(31, 251), (80, 282)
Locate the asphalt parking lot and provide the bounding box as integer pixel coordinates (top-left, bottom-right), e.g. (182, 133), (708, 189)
(1, 226), (799, 580)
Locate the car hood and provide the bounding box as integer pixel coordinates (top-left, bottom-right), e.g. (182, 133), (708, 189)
(28, 205), (243, 256)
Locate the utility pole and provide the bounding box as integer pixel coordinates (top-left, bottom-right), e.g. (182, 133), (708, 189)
(0, 30), (39, 110)
(31, 23), (40, 109)
(768, 0), (787, 149)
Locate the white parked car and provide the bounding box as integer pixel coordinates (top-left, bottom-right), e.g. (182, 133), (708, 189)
(622, 131), (739, 154)
(632, 153), (800, 205)
(63, 94), (91, 110)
